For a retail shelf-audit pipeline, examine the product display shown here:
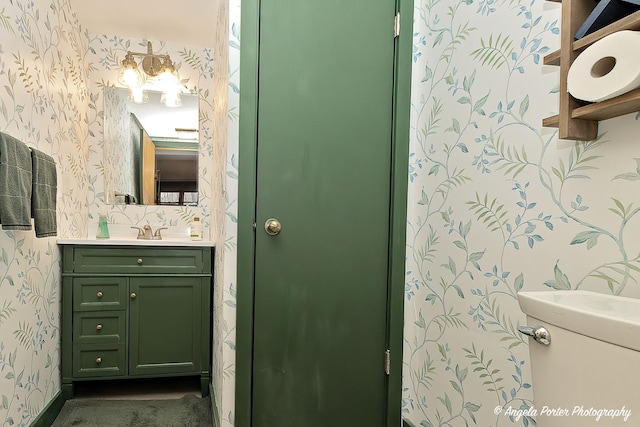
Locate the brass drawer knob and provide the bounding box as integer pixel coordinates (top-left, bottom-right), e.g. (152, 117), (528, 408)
(96, 357), (102, 364)
(130, 293), (137, 299)
(97, 291), (103, 298)
(137, 258), (143, 264)
(96, 324), (103, 331)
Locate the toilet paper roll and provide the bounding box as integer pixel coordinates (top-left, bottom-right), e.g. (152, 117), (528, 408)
(567, 30), (640, 102)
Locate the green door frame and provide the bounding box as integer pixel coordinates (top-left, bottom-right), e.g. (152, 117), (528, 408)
(235, 1), (413, 426)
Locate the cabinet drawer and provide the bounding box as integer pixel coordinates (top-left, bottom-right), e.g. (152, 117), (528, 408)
(72, 247), (205, 274)
(73, 344), (126, 378)
(73, 311), (125, 344)
(73, 277), (127, 311)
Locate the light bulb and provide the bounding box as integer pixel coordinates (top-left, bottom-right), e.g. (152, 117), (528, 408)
(156, 69), (180, 91)
(117, 53), (144, 88)
(127, 87), (149, 104)
(161, 90), (182, 108)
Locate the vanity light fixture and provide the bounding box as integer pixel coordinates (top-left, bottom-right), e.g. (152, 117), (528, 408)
(117, 41), (182, 106)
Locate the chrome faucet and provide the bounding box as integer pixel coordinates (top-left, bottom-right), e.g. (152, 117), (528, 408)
(131, 225), (168, 240)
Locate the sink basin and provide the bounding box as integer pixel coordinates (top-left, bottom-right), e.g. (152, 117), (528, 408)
(518, 290), (640, 352)
(95, 238), (194, 245)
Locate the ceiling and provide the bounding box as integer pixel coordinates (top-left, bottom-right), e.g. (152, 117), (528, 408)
(69, 0), (217, 47)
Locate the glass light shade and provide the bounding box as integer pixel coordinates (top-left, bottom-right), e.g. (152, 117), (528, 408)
(155, 68), (181, 92)
(161, 90), (182, 108)
(117, 64), (144, 88)
(127, 87), (149, 104)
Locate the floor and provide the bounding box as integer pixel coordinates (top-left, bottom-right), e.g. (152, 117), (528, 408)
(73, 376), (202, 400)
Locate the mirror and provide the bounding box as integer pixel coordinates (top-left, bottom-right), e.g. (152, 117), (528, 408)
(102, 86), (199, 206)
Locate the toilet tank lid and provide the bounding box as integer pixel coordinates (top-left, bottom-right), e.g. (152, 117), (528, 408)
(517, 290), (640, 352)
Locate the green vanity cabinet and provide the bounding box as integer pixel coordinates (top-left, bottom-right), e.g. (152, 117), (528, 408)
(60, 243), (212, 398)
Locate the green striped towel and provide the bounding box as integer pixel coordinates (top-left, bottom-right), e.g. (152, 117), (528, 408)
(0, 132), (32, 230)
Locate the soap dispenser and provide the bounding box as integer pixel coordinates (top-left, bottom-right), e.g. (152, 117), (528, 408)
(96, 213), (110, 239)
(190, 217), (202, 241)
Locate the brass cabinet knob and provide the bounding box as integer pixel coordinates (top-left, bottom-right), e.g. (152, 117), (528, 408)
(130, 293), (137, 299)
(97, 291), (103, 298)
(96, 324), (103, 331)
(137, 258), (143, 264)
(264, 218), (282, 236)
(96, 357), (102, 364)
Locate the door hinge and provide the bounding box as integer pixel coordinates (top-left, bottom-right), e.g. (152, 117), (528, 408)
(385, 349), (391, 375)
(252, 223), (257, 231)
(394, 12), (400, 38)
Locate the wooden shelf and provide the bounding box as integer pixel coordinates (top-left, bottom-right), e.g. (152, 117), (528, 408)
(542, 115), (560, 128)
(574, 9), (640, 50)
(572, 87), (640, 121)
(544, 87), (640, 126)
(544, 2), (640, 139)
(544, 50), (560, 66)
(544, 10), (640, 66)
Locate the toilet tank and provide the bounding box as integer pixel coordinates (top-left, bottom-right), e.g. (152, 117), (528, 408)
(517, 290), (639, 427)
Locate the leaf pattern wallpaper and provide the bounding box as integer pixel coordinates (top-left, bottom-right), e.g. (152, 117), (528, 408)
(0, 1), (90, 425)
(85, 34), (217, 233)
(221, 1), (241, 425)
(0, 1), (228, 425)
(102, 86), (138, 204)
(404, 1), (640, 426)
(3, 0), (640, 426)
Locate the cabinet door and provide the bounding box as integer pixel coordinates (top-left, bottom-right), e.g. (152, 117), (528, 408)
(128, 276), (202, 376)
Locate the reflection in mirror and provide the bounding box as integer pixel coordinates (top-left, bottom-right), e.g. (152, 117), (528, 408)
(103, 87), (199, 206)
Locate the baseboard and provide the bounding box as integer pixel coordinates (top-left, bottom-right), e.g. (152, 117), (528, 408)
(209, 382), (220, 427)
(403, 418), (417, 427)
(29, 391), (65, 427)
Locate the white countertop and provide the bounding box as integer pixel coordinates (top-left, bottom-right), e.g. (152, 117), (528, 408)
(57, 239), (214, 247)
(62, 223), (214, 247)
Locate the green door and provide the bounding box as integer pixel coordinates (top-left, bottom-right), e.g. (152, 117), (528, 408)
(252, 0), (396, 425)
